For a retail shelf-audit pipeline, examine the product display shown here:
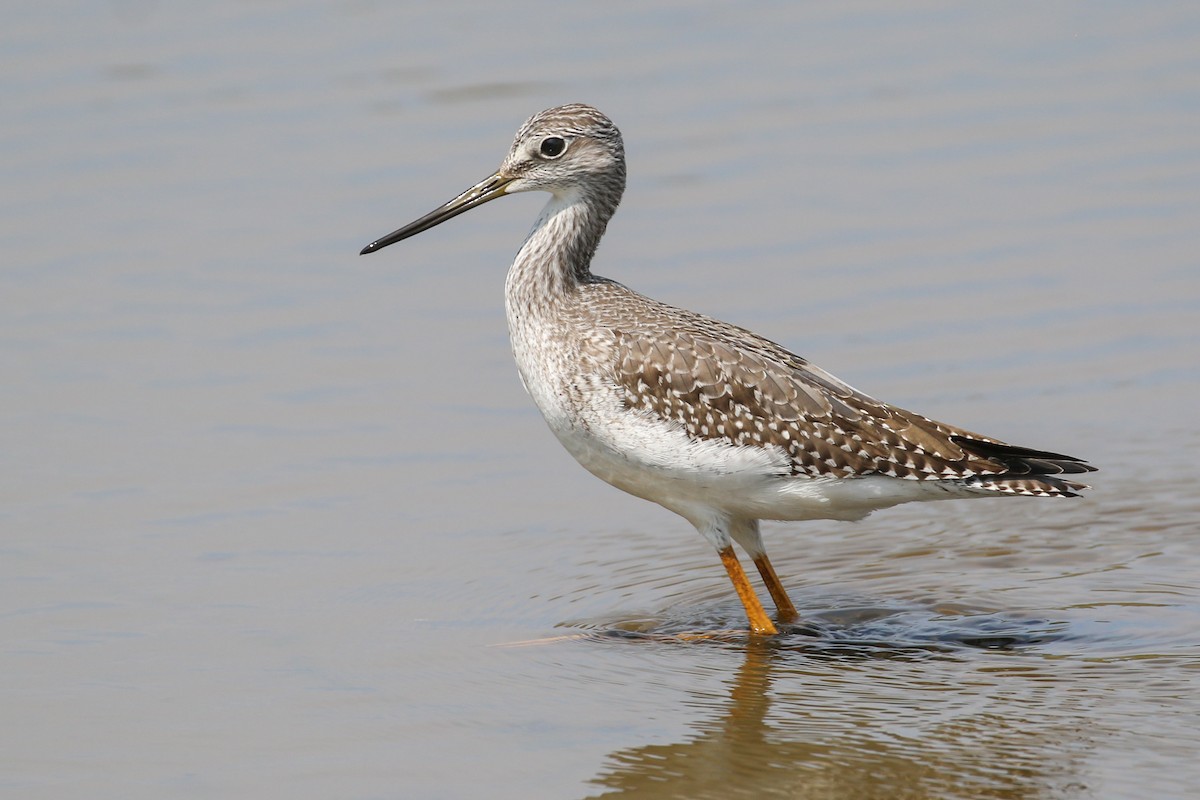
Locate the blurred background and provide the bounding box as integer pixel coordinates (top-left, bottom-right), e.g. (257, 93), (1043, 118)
(3, 3), (1198, 798)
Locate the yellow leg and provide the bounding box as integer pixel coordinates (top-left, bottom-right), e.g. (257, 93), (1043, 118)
(752, 553), (799, 623)
(718, 546), (778, 635)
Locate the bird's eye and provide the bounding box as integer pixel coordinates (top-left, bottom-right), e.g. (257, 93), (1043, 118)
(539, 136), (567, 158)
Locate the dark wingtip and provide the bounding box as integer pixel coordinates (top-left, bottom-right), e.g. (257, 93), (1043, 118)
(950, 435), (1097, 475)
(359, 242), (378, 256)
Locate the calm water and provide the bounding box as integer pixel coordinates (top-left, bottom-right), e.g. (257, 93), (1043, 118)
(3, 3), (1199, 798)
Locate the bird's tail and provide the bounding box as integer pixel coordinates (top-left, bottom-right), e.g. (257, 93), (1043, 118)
(950, 435), (1096, 497)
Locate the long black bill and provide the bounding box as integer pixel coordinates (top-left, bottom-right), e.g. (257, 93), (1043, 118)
(359, 171), (512, 255)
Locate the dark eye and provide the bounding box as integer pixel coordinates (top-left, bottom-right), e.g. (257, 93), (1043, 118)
(539, 136), (566, 158)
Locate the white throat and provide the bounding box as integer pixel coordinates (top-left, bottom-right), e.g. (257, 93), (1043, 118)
(505, 187), (594, 309)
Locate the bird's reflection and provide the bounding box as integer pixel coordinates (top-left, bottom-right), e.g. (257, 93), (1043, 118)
(582, 628), (1089, 799)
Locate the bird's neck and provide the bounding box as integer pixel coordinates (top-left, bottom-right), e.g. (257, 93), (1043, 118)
(505, 188), (615, 311)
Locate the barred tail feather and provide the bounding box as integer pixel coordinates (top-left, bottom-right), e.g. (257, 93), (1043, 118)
(950, 435), (1096, 497)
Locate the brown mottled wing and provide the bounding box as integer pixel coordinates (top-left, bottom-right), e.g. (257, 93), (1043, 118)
(613, 312), (1093, 490)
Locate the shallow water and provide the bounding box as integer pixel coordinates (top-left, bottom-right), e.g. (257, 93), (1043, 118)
(3, 3), (1199, 799)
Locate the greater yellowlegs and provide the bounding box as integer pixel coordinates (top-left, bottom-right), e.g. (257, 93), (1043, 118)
(361, 104), (1094, 635)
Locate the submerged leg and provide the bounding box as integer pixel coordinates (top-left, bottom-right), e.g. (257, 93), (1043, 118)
(729, 518), (800, 623)
(717, 545), (778, 636)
